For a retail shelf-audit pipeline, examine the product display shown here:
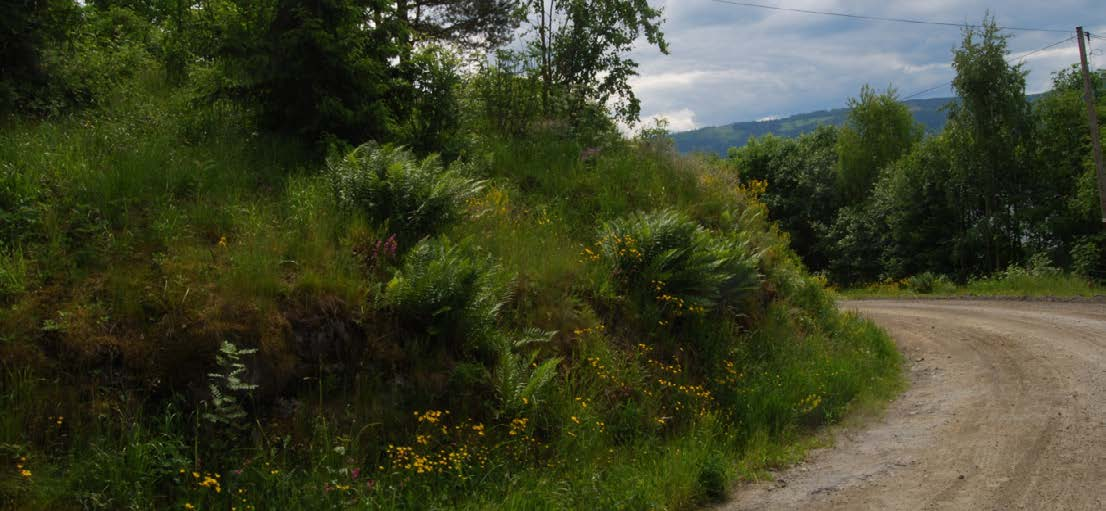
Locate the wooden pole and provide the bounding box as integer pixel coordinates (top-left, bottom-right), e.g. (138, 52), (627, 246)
(1076, 27), (1106, 228)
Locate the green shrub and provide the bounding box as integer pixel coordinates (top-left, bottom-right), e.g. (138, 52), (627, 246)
(696, 454), (728, 503)
(904, 272), (953, 294)
(1025, 252), (1062, 278)
(595, 209), (760, 315)
(327, 143), (484, 243)
(382, 238), (509, 353)
(64, 6), (155, 103)
(1071, 237), (1103, 281)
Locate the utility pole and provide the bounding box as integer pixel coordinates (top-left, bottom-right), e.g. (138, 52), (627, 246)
(1076, 27), (1106, 228)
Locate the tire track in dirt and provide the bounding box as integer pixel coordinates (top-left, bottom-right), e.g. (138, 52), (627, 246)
(722, 299), (1106, 511)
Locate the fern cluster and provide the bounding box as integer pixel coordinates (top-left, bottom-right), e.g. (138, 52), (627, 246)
(327, 143), (484, 243)
(596, 209), (761, 315)
(491, 329), (562, 419)
(382, 238), (509, 353)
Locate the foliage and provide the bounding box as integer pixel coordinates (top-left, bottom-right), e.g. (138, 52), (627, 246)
(382, 238), (509, 354)
(734, 17), (1105, 290)
(944, 16), (1037, 275)
(205, 0), (398, 143)
(594, 209), (761, 316)
(696, 453), (729, 503)
(0, 0), (80, 114)
(525, 0), (669, 127)
(963, 264), (1097, 297)
(729, 126), (840, 270)
(327, 143), (484, 243)
(202, 340), (259, 428)
(491, 329), (562, 418)
(466, 50), (547, 138)
(0, 1), (153, 115)
(825, 204), (886, 285)
(1030, 65), (1106, 265)
(0, 162), (43, 248)
(1070, 236), (1104, 281)
(59, 6), (158, 106)
(836, 85), (923, 204)
(394, 45), (465, 156)
(903, 272), (954, 294)
(0, 4), (909, 510)
(0, 247), (30, 304)
(399, 0), (525, 51)
(869, 135), (960, 279)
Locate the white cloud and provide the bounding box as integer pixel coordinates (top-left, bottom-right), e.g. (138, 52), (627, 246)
(644, 108), (699, 132)
(627, 1), (1101, 128)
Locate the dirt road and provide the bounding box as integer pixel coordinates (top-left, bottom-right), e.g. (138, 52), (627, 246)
(724, 299), (1106, 511)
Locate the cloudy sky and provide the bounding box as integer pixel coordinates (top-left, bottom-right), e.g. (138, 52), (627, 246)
(628, 1), (1106, 132)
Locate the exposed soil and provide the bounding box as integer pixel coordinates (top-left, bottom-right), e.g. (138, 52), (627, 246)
(723, 299), (1106, 511)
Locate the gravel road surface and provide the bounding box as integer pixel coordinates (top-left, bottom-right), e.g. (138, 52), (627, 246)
(724, 299), (1106, 511)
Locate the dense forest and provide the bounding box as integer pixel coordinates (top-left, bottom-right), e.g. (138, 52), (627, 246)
(725, 21), (1106, 290)
(0, 2), (905, 510)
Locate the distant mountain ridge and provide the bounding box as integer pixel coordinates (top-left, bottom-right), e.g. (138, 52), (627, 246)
(670, 96), (974, 155)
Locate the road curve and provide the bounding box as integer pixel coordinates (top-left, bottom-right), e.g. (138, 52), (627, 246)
(723, 299), (1106, 511)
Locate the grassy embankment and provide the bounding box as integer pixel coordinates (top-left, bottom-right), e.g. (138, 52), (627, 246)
(0, 76), (902, 510)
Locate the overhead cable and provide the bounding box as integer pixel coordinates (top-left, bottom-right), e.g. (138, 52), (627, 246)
(708, 0), (1073, 34)
(901, 35), (1076, 100)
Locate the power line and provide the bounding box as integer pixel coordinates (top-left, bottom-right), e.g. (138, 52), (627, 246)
(901, 35), (1076, 100)
(901, 83), (952, 101)
(1011, 35), (1078, 62)
(708, 0), (1073, 34)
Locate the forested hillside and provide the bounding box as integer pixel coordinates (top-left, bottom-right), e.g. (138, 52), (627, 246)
(0, 2), (902, 510)
(670, 94), (1057, 156)
(671, 96), (954, 155)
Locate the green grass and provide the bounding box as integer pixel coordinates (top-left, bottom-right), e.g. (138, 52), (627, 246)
(840, 272), (1104, 299)
(0, 72), (903, 510)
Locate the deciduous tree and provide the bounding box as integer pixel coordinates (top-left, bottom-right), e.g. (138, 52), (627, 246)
(836, 85), (922, 204)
